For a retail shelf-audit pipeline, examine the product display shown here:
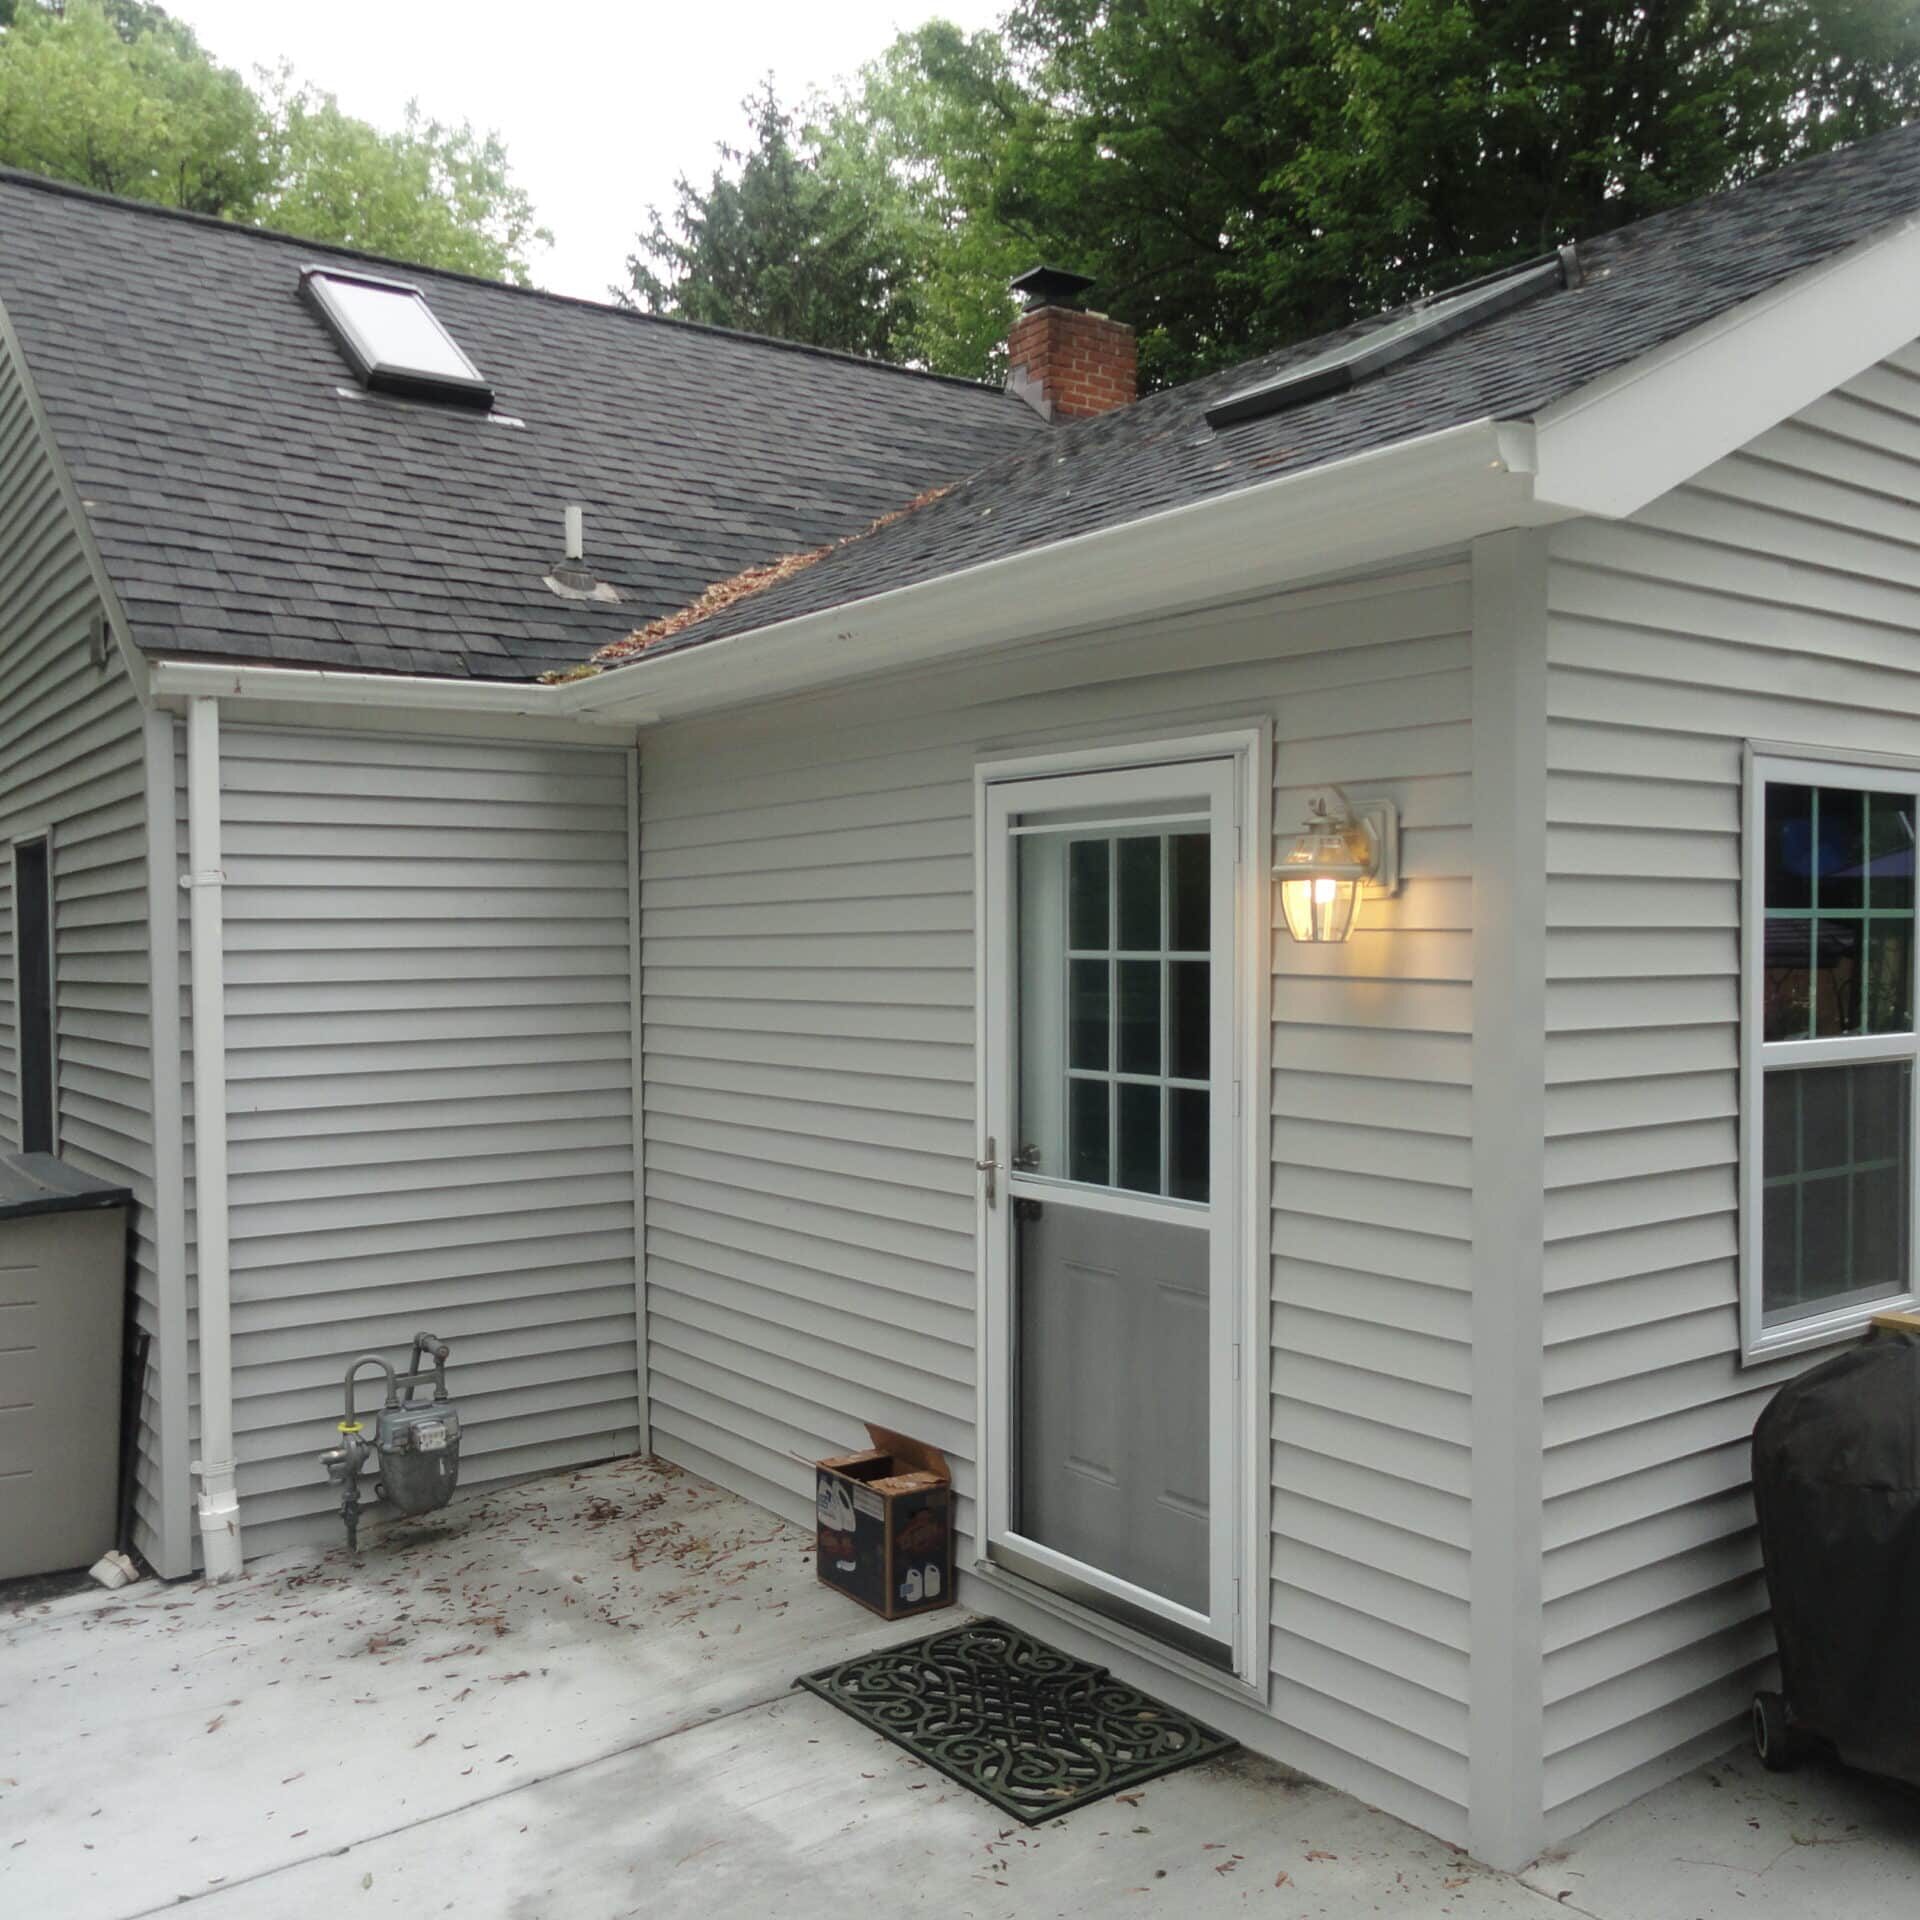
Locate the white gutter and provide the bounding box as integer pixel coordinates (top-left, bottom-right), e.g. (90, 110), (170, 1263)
(137, 417), (1551, 731)
(184, 696), (243, 1581)
(148, 659), (581, 716)
(561, 415), (1558, 725)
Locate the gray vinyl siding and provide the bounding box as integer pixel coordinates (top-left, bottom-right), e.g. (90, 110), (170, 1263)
(211, 727), (641, 1556)
(639, 562), (1476, 1837)
(1538, 340), (1920, 1836)
(0, 324), (163, 1567)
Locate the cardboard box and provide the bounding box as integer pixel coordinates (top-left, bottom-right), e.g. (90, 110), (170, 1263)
(816, 1424), (954, 1621)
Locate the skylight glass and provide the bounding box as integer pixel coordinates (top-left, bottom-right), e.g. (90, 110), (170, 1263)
(1205, 253), (1565, 431)
(300, 266), (494, 410)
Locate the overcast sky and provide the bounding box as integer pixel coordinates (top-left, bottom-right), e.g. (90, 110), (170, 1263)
(169, 1), (1005, 300)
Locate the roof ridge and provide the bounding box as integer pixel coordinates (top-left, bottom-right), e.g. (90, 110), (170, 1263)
(0, 165), (1017, 400)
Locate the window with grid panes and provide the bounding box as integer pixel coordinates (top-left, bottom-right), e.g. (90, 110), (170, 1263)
(1748, 764), (1920, 1352)
(1063, 830), (1211, 1201)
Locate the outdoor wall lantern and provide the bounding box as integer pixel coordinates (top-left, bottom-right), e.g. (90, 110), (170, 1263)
(1275, 790), (1401, 943)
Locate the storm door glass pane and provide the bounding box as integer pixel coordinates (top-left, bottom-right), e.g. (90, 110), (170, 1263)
(1069, 839), (1110, 951)
(1169, 961), (1209, 1083)
(1117, 1082), (1161, 1193)
(1016, 816), (1213, 1204)
(1069, 960), (1109, 1071)
(1169, 834), (1209, 950)
(1117, 960), (1161, 1075)
(1068, 1078), (1110, 1186)
(1117, 836), (1161, 951)
(1169, 1087), (1209, 1202)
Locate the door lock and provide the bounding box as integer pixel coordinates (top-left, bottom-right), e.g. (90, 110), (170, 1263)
(975, 1136), (999, 1206)
(1011, 1143), (1042, 1172)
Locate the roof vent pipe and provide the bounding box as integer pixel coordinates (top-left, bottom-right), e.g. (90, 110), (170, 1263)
(544, 502), (623, 605)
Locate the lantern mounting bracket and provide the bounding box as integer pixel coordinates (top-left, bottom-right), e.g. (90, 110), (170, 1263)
(1348, 795), (1400, 899)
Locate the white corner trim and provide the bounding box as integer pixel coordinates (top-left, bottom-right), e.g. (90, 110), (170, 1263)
(1467, 528), (1551, 1872)
(1530, 214), (1920, 518)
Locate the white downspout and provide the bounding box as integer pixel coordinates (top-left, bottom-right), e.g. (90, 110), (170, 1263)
(185, 696), (243, 1579)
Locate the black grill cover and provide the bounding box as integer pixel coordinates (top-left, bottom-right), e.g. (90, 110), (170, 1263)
(1751, 1326), (1920, 1786)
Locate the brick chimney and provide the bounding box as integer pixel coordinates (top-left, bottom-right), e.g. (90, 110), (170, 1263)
(1005, 266), (1137, 421)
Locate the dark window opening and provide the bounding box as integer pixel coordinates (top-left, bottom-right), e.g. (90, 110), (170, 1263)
(15, 836), (52, 1153)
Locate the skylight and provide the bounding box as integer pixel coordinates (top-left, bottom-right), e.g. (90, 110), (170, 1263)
(300, 266), (494, 410)
(1205, 253), (1567, 431)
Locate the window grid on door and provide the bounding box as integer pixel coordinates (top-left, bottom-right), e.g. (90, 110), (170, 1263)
(1063, 830), (1210, 1201)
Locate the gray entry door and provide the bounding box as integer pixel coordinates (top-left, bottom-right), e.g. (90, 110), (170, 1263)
(981, 756), (1241, 1665)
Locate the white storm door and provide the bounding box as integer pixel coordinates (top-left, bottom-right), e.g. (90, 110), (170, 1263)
(981, 755), (1241, 1667)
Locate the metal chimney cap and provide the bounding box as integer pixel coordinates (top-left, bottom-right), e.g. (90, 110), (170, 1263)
(1010, 265), (1096, 311)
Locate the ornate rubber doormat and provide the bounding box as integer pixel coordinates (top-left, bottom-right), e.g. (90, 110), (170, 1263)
(796, 1618), (1235, 1823)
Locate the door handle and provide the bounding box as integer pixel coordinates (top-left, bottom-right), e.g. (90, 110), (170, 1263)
(975, 1136), (998, 1207)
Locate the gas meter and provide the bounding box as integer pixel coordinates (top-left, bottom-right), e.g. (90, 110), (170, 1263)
(317, 1331), (461, 1552)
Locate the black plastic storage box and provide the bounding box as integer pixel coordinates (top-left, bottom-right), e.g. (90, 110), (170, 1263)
(1750, 1312), (1920, 1783)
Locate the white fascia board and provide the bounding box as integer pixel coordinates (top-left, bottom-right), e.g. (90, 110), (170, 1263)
(1529, 213), (1920, 519)
(564, 415), (1556, 724)
(147, 658), (557, 711)
(144, 659), (642, 743)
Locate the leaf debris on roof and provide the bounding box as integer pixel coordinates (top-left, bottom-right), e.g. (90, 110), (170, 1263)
(583, 484), (956, 669)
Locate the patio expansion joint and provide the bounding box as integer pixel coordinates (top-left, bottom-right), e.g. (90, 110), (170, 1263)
(116, 1678), (811, 1919)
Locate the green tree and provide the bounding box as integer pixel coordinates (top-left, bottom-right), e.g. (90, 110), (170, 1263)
(992, 0), (1920, 383)
(621, 80), (912, 358)
(257, 70), (549, 285)
(668, 3), (1920, 386)
(0, 0), (266, 214)
(1291, 1), (1920, 318)
(812, 23), (1037, 375)
(0, 1), (548, 280)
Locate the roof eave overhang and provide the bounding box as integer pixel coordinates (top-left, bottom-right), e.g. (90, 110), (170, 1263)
(141, 207), (1920, 728)
(1526, 209), (1920, 519)
(561, 415), (1558, 726)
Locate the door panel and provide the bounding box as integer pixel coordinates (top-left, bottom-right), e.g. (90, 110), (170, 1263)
(1015, 1204), (1209, 1610)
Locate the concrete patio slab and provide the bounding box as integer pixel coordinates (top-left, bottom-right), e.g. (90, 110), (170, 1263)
(4, 1455), (1917, 1920)
(1526, 1744), (1920, 1919)
(185, 1693), (1543, 1919)
(0, 1456), (920, 1919)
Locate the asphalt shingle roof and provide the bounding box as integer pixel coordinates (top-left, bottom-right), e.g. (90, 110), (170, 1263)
(0, 170), (1043, 678)
(616, 117), (1920, 665)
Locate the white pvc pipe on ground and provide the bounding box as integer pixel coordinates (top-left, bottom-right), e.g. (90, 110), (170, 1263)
(185, 696), (243, 1581)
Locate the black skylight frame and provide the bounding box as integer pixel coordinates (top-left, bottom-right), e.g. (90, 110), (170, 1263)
(1205, 253), (1568, 431)
(300, 265), (495, 410)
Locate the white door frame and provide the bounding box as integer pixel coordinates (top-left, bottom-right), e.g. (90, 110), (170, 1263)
(972, 725), (1271, 1689)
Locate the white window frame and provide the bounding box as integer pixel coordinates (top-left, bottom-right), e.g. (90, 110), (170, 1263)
(1741, 746), (1920, 1362)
